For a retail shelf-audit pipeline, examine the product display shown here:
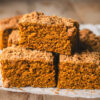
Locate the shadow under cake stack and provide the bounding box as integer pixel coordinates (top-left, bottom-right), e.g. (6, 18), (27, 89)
(0, 12), (100, 89)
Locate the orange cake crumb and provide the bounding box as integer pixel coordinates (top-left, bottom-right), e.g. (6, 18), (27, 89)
(18, 88), (23, 90)
(19, 11), (79, 55)
(0, 46), (56, 88)
(55, 91), (59, 94)
(56, 88), (60, 91)
(58, 51), (100, 89)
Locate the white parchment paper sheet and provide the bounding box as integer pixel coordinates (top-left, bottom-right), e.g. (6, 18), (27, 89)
(0, 24), (100, 98)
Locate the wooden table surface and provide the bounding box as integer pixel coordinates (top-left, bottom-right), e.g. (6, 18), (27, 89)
(0, 0), (100, 24)
(0, 90), (100, 100)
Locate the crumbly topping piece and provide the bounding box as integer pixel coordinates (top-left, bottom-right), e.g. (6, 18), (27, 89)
(3, 79), (10, 88)
(0, 15), (22, 30)
(60, 51), (100, 64)
(20, 11), (79, 27)
(80, 29), (96, 39)
(0, 46), (53, 63)
(80, 29), (100, 51)
(8, 30), (19, 46)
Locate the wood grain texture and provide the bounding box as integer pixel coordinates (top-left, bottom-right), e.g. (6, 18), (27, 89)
(0, 0), (100, 24)
(0, 90), (100, 100)
(26, 0), (82, 23)
(70, 0), (100, 24)
(0, 1), (28, 19)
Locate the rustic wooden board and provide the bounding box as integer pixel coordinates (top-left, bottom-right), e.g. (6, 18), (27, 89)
(70, 0), (100, 24)
(0, 90), (100, 100)
(26, 0), (82, 23)
(0, 1), (29, 18)
(0, 0), (100, 24)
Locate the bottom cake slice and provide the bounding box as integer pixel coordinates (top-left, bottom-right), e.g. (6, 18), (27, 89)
(58, 51), (100, 89)
(0, 46), (56, 88)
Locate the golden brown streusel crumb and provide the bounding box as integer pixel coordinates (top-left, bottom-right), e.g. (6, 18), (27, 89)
(20, 12), (78, 26)
(60, 51), (100, 64)
(55, 91), (59, 94)
(0, 46), (53, 63)
(0, 15), (22, 30)
(56, 88), (60, 91)
(80, 29), (100, 52)
(18, 88), (23, 90)
(8, 30), (19, 46)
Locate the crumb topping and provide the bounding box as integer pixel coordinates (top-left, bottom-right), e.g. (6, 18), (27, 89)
(0, 15), (22, 30)
(60, 51), (100, 64)
(20, 12), (79, 27)
(80, 29), (100, 52)
(0, 46), (53, 63)
(8, 30), (19, 46)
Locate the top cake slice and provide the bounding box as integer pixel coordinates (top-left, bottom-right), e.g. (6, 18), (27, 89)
(19, 12), (79, 55)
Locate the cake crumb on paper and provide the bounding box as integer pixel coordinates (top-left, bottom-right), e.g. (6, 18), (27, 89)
(18, 88), (23, 90)
(55, 91), (59, 94)
(56, 88), (60, 91)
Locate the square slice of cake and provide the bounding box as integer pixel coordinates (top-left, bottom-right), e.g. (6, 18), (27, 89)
(0, 15), (22, 49)
(19, 12), (79, 55)
(58, 52), (100, 89)
(0, 46), (56, 88)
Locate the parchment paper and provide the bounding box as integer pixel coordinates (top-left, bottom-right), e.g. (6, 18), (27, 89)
(0, 24), (100, 98)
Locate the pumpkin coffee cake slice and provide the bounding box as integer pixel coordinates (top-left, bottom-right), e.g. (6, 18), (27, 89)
(0, 15), (22, 50)
(58, 51), (100, 89)
(0, 46), (56, 88)
(19, 12), (79, 55)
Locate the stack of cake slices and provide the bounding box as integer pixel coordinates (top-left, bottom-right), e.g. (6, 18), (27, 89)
(0, 12), (100, 89)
